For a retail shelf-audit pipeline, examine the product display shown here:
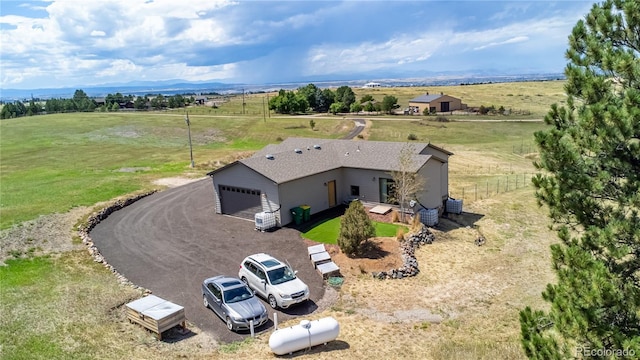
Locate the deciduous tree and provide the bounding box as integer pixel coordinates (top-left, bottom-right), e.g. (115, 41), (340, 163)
(388, 143), (425, 223)
(520, 1), (640, 358)
(381, 95), (398, 114)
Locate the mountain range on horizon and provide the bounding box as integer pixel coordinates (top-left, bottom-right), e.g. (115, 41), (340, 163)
(0, 72), (565, 101)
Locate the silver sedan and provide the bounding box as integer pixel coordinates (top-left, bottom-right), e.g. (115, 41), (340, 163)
(201, 275), (268, 331)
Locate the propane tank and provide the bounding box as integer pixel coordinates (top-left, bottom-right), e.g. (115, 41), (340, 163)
(268, 317), (340, 355)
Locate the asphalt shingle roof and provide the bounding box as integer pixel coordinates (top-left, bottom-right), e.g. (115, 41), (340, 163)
(232, 137), (440, 184)
(409, 94), (443, 103)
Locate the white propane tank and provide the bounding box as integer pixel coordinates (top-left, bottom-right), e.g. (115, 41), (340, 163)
(268, 317), (340, 355)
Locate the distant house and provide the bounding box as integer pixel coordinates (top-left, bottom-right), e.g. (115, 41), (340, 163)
(362, 82), (381, 88)
(207, 137), (453, 225)
(408, 93), (466, 114)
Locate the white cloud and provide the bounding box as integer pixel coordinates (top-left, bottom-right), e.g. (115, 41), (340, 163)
(305, 13), (580, 76)
(473, 36), (529, 51)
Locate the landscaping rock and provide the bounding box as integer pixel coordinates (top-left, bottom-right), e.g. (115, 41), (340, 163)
(373, 225), (435, 280)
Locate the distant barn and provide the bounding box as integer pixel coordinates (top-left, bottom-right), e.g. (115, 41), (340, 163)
(408, 93), (466, 114)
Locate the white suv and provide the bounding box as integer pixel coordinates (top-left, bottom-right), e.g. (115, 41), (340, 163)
(238, 253), (310, 309)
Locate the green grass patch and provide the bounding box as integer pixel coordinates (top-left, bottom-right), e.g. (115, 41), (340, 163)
(0, 112), (351, 229)
(301, 217), (408, 244)
(0, 253), (144, 360)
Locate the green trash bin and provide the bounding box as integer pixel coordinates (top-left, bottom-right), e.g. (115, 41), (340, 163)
(290, 207), (303, 225)
(300, 205), (311, 222)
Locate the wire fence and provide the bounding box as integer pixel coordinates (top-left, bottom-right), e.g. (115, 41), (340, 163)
(449, 173), (534, 203)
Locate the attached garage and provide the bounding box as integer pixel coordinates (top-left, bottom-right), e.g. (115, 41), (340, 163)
(218, 185), (262, 219)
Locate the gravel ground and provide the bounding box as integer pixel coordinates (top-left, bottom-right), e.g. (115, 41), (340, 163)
(0, 207), (88, 265)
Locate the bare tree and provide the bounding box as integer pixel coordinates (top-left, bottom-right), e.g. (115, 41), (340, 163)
(388, 143), (425, 223)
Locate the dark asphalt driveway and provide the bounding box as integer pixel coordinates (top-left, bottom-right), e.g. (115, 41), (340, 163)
(90, 178), (325, 343)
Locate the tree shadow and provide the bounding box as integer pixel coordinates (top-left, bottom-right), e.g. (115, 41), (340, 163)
(356, 239), (390, 259)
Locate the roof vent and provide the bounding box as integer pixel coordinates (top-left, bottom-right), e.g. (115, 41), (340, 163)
(266, 154), (275, 160)
(294, 148), (302, 154)
(313, 144), (321, 150)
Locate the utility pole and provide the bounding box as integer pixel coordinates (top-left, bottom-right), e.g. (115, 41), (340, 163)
(184, 112), (194, 168)
(266, 93), (270, 118)
(242, 88), (245, 115)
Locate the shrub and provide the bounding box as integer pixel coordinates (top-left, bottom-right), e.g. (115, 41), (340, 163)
(407, 133), (418, 141)
(337, 201), (375, 257)
(435, 116), (449, 122)
(390, 210), (399, 223)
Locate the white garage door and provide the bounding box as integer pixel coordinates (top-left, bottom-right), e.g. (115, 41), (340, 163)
(219, 185), (262, 219)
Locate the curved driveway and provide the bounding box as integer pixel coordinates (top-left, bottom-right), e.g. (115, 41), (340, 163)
(90, 179), (325, 343)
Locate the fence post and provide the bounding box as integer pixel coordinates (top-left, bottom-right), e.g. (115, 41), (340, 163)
(462, 187), (465, 201)
(475, 183), (478, 201)
(497, 179), (500, 194)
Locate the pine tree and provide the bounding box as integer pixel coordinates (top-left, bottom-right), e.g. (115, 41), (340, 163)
(337, 200), (376, 257)
(520, 0), (640, 358)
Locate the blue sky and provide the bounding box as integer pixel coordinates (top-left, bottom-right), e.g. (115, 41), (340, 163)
(0, 0), (592, 90)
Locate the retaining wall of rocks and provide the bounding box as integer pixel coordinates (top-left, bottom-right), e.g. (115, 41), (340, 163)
(77, 191), (157, 293)
(372, 225), (435, 280)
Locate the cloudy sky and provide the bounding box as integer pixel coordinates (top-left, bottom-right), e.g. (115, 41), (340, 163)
(1, 0), (592, 90)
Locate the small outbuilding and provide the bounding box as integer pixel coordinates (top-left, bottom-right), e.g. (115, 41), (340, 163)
(408, 93), (466, 114)
(207, 137), (453, 226)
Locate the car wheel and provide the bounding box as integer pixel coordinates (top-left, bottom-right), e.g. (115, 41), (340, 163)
(203, 295), (209, 309)
(268, 295), (278, 309)
(240, 277), (248, 285)
(226, 317), (234, 331)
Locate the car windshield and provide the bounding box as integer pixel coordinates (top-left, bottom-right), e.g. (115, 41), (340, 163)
(223, 286), (253, 303)
(267, 266), (296, 285)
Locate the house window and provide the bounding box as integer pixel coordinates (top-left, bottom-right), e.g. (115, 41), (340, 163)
(379, 178), (397, 204)
(350, 185), (360, 197)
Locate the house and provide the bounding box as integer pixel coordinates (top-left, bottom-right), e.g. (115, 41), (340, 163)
(362, 82), (381, 88)
(408, 92), (466, 114)
(207, 137), (453, 226)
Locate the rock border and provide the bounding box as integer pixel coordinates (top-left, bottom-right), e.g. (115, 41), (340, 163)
(77, 191), (158, 293)
(372, 225), (435, 280)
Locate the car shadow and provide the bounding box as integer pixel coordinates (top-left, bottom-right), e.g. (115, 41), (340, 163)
(277, 299), (319, 316)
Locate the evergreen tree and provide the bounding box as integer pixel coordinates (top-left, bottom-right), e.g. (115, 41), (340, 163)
(337, 200), (375, 257)
(520, 0), (640, 358)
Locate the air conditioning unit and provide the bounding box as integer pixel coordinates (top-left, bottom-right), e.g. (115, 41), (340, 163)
(255, 212), (276, 232)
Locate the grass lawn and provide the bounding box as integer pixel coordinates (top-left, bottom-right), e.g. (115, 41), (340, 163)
(302, 216), (408, 244)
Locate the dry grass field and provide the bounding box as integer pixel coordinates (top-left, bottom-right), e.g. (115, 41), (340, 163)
(1, 81), (565, 359)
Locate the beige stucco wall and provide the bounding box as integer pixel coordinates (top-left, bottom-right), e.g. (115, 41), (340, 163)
(409, 95), (464, 114)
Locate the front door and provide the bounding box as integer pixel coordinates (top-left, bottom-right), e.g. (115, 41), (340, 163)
(327, 180), (336, 207)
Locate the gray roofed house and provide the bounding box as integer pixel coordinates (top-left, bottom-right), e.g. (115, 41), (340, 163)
(207, 137), (453, 225)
